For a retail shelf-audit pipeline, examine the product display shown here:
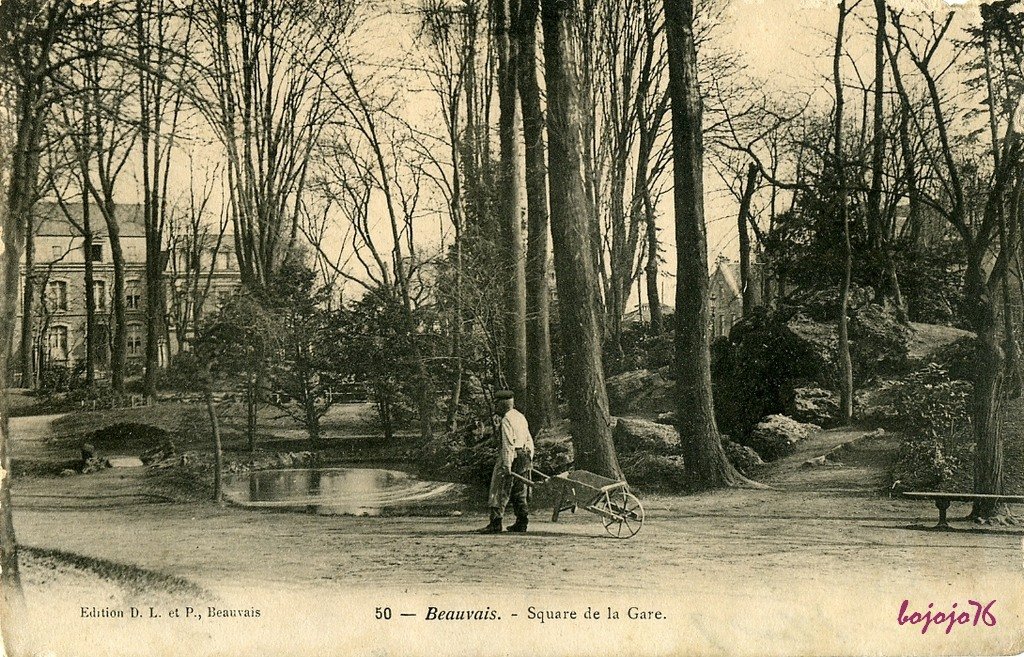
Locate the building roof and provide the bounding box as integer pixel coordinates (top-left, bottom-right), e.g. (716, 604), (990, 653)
(713, 261), (743, 299)
(35, 201), (146, 238)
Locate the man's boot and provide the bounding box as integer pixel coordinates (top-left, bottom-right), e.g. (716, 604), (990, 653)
(477, 511), (502, 534)
(507, 517), (528, 532)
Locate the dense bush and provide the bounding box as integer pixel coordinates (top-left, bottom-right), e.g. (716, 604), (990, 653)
(90, 422), (172, 451)
(157, 352), (208, 392)
(888, 363), (972, 445)
(886, 363), (973, 492)
(896, 241), (966, 325)
(604, 322), (674, 377)
(930, 336), (978, 382)
(891, 439), (971, 492)
(38, 363), (87, 393)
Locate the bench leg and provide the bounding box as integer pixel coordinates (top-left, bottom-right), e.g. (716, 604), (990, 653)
(935, 499), (951, 529)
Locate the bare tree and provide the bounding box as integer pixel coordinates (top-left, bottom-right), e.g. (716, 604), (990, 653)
(833, 0), (855, 424)
(191, 0), (357, 291)
(887, 5), (1024, 521)
(0, 0), (80, 388)
(164, 162), (227, 354)
(0, 91), (26, 656)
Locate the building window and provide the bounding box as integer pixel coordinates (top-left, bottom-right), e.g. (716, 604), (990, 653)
(127, 324), (143, 357)
(93, 280), (107, 311)
(216, 289), (233, 307)
(126, 281), (141, 310)
(46, 326), (68, 363)
(46, 281), (68, 312)
(89, 243), (104, 262)
(51, 245), (62, 261)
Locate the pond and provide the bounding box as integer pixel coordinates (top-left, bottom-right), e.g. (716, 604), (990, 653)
(223, 467), (467, 517)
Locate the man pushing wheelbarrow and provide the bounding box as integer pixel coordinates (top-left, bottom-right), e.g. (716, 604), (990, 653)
(478, 390), (534, 534)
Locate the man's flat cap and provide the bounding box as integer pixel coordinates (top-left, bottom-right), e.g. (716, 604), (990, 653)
(494, 390), (515, 400)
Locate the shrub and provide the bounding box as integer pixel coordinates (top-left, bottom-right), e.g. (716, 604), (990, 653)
(38, 363), (87, 393)
(886, 363), (972, 493)
(888, 363), (971, 447)
(90, 422), (172, 451)
(890, 439), (967, 492)
(621, 454), (687, 493)
(604, 322), (674, 377)
(158, 352), (207, 392)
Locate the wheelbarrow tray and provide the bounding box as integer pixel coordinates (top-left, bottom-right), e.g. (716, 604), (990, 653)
(509, 468), (644, 538)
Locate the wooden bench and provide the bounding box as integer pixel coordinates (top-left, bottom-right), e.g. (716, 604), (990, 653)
(902, 492), (1024, 528)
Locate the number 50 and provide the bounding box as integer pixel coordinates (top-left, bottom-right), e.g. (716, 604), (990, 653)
(375, 607), (392, 620)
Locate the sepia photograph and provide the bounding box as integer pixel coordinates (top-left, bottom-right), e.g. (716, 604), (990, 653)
(0, 0), (1022, 654)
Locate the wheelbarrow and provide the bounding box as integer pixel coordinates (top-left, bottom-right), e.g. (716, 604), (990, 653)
(509, 468), (645, 539)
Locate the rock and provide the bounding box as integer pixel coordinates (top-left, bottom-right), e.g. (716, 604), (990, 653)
(655, 412), (677, 426)
(60, 469), (77, 477)
(612, 417), (680, 455)
(722, 440), (765, 475)
(606, 369), (674, 416)
(788, 285), (874, 322)
(622, 454), (687, 492)
(801, 455), (830, 468)
(140, 440), (178, 465)
(81, 457), (109, 474)
(107, 456), (144, 468)
(787, 387), (840, 427)
(849, 303), (911, 380)
(81, 443), (97, 461)
(750, 414), (820, 461)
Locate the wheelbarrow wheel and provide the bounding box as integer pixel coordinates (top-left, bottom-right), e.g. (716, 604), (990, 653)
(601, 489), (644, 539)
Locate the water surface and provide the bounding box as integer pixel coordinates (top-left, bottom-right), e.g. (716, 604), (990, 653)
(223, 467), (465, 516)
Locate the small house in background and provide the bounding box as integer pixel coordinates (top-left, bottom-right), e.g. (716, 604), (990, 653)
(709, 255), (762, 339)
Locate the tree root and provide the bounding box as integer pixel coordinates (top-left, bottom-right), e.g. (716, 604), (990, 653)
(971, 513), (1021, 527)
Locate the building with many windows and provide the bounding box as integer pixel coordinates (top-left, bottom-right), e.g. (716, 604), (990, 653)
(13, 202), (241, 385)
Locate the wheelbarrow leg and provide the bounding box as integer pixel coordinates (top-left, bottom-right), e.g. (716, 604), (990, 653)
(552, 487), (566, 522)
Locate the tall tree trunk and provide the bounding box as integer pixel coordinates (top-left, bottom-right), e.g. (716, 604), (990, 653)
(204, 368), (224, 504)
(870, 0), (906, 320)
(664, 0), (747, 491)
(19, 211), (34, 388)
(644, 184), (662, 335)
(541, 0), (621, 479)
(494, 0), (528, 399)
(967, 258), (1006, 519)
(515, 0), (557, 430)
(13, 85), (42, 390)
(83, 196), (96, 385)
(833, 0), (854, 424)
(1, 171), (27, 655)
(737, 163), (760, 315)
(101, 202), (127, 393)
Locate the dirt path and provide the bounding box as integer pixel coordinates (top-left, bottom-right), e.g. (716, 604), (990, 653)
(8, 411), (1024, 657)
(8, 413), (1022, 595)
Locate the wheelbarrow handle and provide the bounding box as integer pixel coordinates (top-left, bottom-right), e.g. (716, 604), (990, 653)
(508, 471), (537, 486)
